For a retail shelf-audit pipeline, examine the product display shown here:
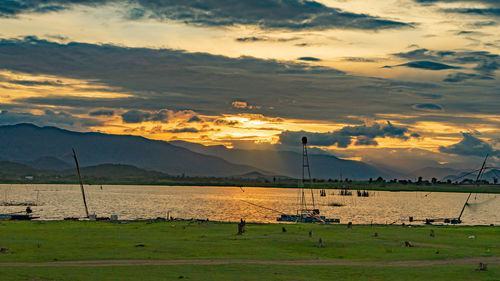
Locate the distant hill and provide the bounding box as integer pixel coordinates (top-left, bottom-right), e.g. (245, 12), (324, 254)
(443, 169), (500, 183)
(0, 123), (267, 177)
(26, 156), (72, 171)
(0, 159), (171, 183)
(62, 163), (167, 178)
(0, 161), (38, 176)
(412, 167), (463, 181)
(60, 163), (169, 181)
(170, 141), (389, 180)
(233, 171), (273, 180)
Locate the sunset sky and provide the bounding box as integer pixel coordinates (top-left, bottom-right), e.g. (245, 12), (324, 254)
(1, 0), (499, 173)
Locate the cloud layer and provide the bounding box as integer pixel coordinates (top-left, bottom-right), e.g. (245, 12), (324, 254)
(0, 0), (411, 31)
(1, 37), (499, 132)
(279, 121), (416, 148)
(391, 48), (499, 82)
(439, 133), (499, 157)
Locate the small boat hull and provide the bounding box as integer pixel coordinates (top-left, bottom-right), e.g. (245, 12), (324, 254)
(277, 214), (340, 223)
(0, 214), (38, 220)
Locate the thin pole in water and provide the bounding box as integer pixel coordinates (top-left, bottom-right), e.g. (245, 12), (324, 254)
(72, 148), (89, 218)
(458, 154), (488, 221)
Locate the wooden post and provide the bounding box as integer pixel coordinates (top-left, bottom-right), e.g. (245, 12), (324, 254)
(72, 148), (89, 218)
(237, 218), (246, 235)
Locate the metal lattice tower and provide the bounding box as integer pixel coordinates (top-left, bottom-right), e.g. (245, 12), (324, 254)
(300, 137), (315, 211)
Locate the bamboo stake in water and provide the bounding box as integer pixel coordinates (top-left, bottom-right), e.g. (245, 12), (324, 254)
(72, 148), (89, 218)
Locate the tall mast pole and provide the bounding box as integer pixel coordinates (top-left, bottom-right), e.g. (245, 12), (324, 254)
(457, 154), (488, 221)
(302, 137), (315, 210)
(72, 148), (89, 218)
(301, 137), (306, 210)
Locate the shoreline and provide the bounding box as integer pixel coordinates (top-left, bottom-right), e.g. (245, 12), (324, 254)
(7, 217), (498, 227)
(1, 181), (500, 194)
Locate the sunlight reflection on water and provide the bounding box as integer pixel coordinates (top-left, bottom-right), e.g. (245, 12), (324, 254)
(0, 184), (498, 225)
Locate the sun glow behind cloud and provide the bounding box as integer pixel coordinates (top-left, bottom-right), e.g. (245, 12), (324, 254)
(1, 69), (497, 158)
(0, 70), (132, 102)
(0, 0), (499, 172)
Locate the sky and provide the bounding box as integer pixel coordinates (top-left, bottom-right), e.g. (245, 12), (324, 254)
(0, 0), (499, 174)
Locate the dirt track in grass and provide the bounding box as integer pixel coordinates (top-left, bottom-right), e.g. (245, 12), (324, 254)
(0, 256), (498, 267)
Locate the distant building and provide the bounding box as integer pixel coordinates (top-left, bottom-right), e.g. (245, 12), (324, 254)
(25, 176), (34, 180)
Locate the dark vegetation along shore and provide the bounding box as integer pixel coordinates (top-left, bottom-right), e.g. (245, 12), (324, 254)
(0, 221), (498, 280)
(0, 160), (499, 194)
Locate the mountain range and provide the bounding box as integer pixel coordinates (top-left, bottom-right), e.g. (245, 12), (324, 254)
(170, 140), (389, 180)
(0, 123), (390, 179)
(0, 123), (263, 177)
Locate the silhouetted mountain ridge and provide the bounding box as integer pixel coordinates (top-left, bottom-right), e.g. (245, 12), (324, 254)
(0, 123), (267, 177)
(170, 140), (389, 180)
(26, 156), (72, 171)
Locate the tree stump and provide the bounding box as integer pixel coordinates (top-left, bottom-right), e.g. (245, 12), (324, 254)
(318, 238), (324, 248)
(237, 219), (246, 235)
(476, 263), (488, 271)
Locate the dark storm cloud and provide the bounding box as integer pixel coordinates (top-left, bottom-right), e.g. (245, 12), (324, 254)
(455, 31), (488, 36)
(343, 57), (380, 63)
(442, 8), (500, 17)
(121, 110), (152, 123)
(413, 0), (499, 6)
(0, 0), (108, 18)
(393, 49), (454, 60)
(129, 0), (413, 31)
(0, 109), (102, 128)
(414, 0), (500, 18)
(2, 37), (500, 129)
(89, 109), (114, 116)
(355, 137), (378, 146)
(298, 57), (321, 62)
(413, 103), (443, 111)
(187, 115), (202, 123)
(279, 130), (351, 147)
(0, 0), (412, 31)
(391, 48), (500, 81)
(384, 60), (460, 70)
(235, 37), (268, 42)
(279, 121), (414, 148)
(466, 21), (497, 28)
(235, 36), (301, 43)
(439, 133), (499, 157)
(121, 109), (169, 123)
(443, 72), (493, 82)
(214, 119), (240, 126)
(165, 127), (199, 133)
(7, 79), (63, 86)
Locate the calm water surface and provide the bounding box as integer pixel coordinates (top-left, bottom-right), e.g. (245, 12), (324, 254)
(0, 184), (498, 225)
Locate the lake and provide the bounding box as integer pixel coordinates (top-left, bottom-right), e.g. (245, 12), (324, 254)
(0, 184), (498, 225)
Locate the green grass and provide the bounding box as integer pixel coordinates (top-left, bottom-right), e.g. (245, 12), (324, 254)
(0, 221), (498, 263)
(0, 264), (499, 281)
(0, 221), (498, 280)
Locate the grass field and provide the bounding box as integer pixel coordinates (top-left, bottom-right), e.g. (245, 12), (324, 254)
(0, 221), (498, 280)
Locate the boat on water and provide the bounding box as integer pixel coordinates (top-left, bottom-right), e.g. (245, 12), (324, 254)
(277, 213), (340, 223)
(1, 204), (39, 221)
(0, 211), (38, 221)
(409, 154), (491, 225)
(277, 137), (340, 224)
